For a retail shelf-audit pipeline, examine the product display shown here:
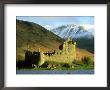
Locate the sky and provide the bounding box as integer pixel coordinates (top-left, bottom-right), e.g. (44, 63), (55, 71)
(16, 16), (94, 28)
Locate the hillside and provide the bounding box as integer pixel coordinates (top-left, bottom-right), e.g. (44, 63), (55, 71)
(16, 20), (94, 61)
(16, 20), (64, 60)
(76, 48), (94, 60)
(74, 37), (94, 53)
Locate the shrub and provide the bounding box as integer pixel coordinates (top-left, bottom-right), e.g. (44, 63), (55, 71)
(82, 57), (92, 65)
(62, 63), (71, 68)
(72, 59), (83, 65)
(40, 62), (49, 68)
(16, 60), (25, 69)
(72, 59), (77, 64)
(17, 55), (24, 61)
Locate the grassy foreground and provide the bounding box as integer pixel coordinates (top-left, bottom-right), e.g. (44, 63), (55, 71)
(17, 57), (94, 70)
(17, 64), (94, 70)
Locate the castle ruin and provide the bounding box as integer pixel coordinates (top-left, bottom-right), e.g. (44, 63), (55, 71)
(25, 38), (76, 67)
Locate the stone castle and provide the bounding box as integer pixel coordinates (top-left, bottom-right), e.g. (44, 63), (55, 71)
(25, 38), (76, 67)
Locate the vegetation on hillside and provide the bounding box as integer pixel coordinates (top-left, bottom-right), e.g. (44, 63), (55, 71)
(74, 37), (94, 53)
(16, 19), (64, 61)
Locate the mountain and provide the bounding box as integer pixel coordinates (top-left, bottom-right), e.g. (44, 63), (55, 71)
(16, 20), (94, 61)
(47, 24), (94, 53)
(16, 20), (64, 61)
(74, 37), (94, 53)
(48, 24), (94, 39)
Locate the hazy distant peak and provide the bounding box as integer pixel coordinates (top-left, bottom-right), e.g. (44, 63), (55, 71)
(43, 25), (54, 30)
(46, 24), (94, 39)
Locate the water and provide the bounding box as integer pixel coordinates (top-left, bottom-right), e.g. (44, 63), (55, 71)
(16, 69), (94, 74)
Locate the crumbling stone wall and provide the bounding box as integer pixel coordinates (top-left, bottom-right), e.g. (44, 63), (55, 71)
(38, 38), (76, 66)
(25, 38), (76, 66)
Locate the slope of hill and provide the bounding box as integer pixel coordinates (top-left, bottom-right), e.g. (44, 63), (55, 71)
(74, 37), (94, 53)
(76, 48), (94, 60)
(16, 20), (64, 61)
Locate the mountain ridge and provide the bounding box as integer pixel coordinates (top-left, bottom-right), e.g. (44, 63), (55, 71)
(44, 24), (94, 39)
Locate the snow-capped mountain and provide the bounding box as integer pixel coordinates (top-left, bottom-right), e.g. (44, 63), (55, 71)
(48, 24), (94, 39)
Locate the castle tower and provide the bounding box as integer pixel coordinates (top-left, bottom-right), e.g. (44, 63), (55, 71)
(63, 41), (68, 54)
(38, 51), (45, 66)
(67, 37), (72, 41)
(63, 37), (73, 54)
(63, 37), (76, 59)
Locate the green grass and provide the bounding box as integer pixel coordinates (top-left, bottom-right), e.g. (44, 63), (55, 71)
(17, 65), (94, 70)
(16, 60), (94, 70)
